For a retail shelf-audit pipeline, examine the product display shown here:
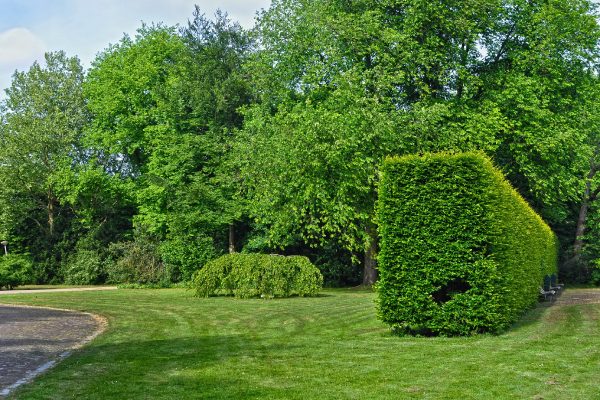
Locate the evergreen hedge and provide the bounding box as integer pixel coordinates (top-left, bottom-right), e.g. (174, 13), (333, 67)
(376, 152), (558, 336)
(192, 253), (323, 299)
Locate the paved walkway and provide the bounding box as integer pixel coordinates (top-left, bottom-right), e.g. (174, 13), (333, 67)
(0, 286), (117, 295)
(0, 304), (106, 397)
(554, 288), (600, 305)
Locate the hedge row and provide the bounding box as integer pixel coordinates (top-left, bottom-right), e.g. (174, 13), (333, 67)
(376, 152), (558, 336)
(192, 253), (323, 299)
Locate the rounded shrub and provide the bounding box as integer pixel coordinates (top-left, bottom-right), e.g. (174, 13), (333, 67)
(192, 253), (323, 299)
(0, 254), (33, 290)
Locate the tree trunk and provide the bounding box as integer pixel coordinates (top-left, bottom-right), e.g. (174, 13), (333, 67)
(228, 223), (236, 254)
(568, 162), (600, 279)
(573, 187), (590, 259)
(47, 192), (55, 237)
(573, 165), (599, 261)
(362, 224), (378, 286)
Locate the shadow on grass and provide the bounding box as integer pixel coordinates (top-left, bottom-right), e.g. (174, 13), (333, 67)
(11, 334), (296, 400)
(505, 300), (556, 334)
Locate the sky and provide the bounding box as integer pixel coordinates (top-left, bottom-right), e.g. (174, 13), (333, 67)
(0, 0), (272, 98)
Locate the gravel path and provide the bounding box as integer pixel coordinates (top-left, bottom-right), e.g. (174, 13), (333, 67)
(554, 288), (600, 305)
(0, 305), (106, 397)
(0, 286), (117, 295)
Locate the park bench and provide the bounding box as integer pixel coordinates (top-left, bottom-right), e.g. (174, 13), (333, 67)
(539, 286), (556, 301)
(539, 275), (557, 301)
(550, 274), (564, 292)
(539, 274), (565, 302)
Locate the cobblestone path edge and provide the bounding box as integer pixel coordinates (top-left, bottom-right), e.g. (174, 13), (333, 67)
(0, 304), (108, 397)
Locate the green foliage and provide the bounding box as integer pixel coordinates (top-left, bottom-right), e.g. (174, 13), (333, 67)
(310, 244), (361, 287)
(61, 248), (105, 285)
(192, 253), (323, 298)
(85, 16), (253, 279)
(242, 0), (600, 284)
(238, 87), (400, 253)
(61, 249), (105, 285)
(116, 282), (185, 289)
(84, 25), (186, 171)
(160, 235), (218, 282)
(377, 152), (558, 336)
(591, 260), (600, 286)
(240, 227), (360, 287)
(1, 1), (599, 287)
(0, 51), (88, 280)
(106, 231), (171, 285)
(52, 163), (135, 240)
(0, 254), (33, 289)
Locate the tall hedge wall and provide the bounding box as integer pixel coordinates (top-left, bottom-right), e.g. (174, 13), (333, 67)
(376, 152), (558, 336)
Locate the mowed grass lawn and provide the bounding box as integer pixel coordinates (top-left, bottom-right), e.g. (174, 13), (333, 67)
(2, 288), (600, 399)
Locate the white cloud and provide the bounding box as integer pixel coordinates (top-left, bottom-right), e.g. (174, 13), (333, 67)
(0, 27), (47, 97)
(30, 0), (270, 68)
(0, 1), (271, 98)
(0, 27), (46, 66)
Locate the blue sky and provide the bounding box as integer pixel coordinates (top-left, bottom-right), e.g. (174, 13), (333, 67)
(0, 0), (271, 97)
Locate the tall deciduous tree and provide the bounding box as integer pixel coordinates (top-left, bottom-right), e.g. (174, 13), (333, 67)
(0, 51), (88, 280)
(85, 12), (253, 280)
(563, 81), (600, 279)
(240, 0), (600, 284)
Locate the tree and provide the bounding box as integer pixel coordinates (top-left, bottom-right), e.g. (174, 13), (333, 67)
(0, 51), (88, 280)
(180, 7), (255, 255)
(85, 12), (254, 280)
(240, 0), (600, 284)
(562, 80), (600, 280)
(238, 82), (402, 285)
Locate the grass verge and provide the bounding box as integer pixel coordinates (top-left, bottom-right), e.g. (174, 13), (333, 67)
(1, 288), (599, 399)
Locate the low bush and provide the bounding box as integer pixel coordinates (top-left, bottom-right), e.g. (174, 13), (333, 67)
(107, 234), (171, 285)
(377, 152), (558, 336)
(0, 254), (33, 289)
(192, 253), (323, 298)
(62, 248), (106, 285)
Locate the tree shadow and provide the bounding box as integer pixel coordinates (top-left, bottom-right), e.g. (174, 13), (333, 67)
(9, 334), (298, 399)
(504, 300), (558, 334)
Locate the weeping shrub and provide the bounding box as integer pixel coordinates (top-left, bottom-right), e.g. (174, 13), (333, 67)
(192, 253), (323, 299)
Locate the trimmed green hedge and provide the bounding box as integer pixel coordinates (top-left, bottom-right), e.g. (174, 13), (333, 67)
(376, 152), (558, 336)
(192, 253), (323, 299)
